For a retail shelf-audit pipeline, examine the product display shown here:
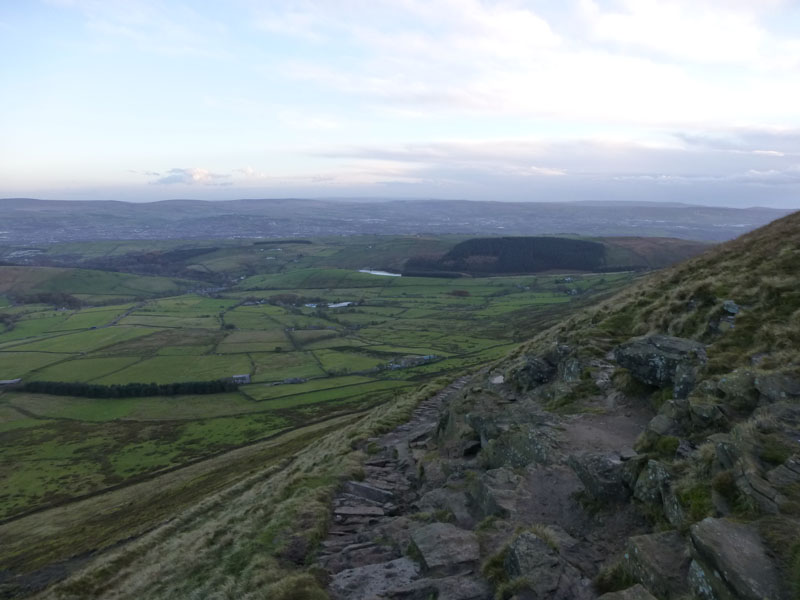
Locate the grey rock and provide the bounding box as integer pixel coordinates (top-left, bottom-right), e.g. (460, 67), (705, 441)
(646, 413), (679, 437)
(386, 575), (492, 600)
(633, 460), (671, 506)
(625, 531), (690, 599)
(416, 487), (473, 528)
(614, 335), (707, 399)
(621, 454), (649, 490)
(410, 523), (479, 575)
(755, 372), (800, 403)
(690, 401), (729, 431)
(480, 422), (557, 469)
(344, 480), (395, 504)
(334, 505), (385, 517)
(598, 584), (658, 600)
(329, 557), (421, 600)
(568, 453), (630, 503)
(662, 484), (687, 528)
(468, 467), (520, 518)
(690, 517), (785, 600)
(722, 300), (740, 315)
(559, 357), (583, 383)
(717, 369), (758, 411)
(503, 532), (563, 596)
(507, 355), (557, 391)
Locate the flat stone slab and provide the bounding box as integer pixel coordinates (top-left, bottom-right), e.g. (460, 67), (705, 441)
(329, 557), (420, 600)
(343, 480), (395, 503)
(334, 505), (384, 517)
(410, 523), (479, 574)
(690, 517), (784, 600)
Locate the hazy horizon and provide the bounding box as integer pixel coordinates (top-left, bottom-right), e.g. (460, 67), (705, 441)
(3, 1), (800, 208)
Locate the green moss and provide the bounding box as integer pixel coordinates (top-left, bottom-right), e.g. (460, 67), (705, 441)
(677, 483), (713, 523)
(654, 435), (679, 458)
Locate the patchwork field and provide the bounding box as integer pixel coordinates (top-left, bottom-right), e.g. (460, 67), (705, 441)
(0, 263), (634, 524)
(0, 236), (647, 596)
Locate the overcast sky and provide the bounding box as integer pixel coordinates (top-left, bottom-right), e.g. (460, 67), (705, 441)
(2, 0), (800, 207)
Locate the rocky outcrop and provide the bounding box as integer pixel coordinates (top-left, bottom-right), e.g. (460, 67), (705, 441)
(614, 335), (707, 398)
(689, 517), (786, 600)
(568, 453), (630, 503)
(624, 531), (690, 599)
(410, 523), (480, 575)
(503, 531), (593, 600)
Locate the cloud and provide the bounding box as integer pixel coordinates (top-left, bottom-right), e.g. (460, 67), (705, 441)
(150, 168), (231, 186)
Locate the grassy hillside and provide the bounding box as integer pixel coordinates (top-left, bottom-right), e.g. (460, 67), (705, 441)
(0, 266), (194, 301)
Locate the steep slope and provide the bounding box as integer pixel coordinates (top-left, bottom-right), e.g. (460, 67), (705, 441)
(22, 213), (799, 600)
(319, 211), (800, 599)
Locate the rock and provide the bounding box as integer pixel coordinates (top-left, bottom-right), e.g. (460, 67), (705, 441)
(507, 355), (557, 391)
(344, 480), (395, 504)
(568, 453), (630, 503)
(689, 517), (784, 600)
(416, 488), (473, 528)
(690, 401), (729, 431)
(633, 460), (671, 506)
(409, 523), (479, 575)
(717, 369), (758, 411)
(468, 467), (520, 518)
(334, 505), (384, 517)
(755, 371), (800, 403)
(559, 357), (582, 383)
(386, 575), (492, 600)
(645, 413), (679, 437)
(328, 557), (421, 600)
(480, 422), (557, 469)
(614, 335), (707, 399)
(503, 532), (563, 596)
(661, 484), (687, 528)
(621, 455), (649, 490)
(722, 300), (740, 315)
(625, 531), (690, 599)
(598, 584), (658, 600)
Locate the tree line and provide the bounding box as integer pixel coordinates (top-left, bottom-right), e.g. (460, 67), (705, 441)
(24, 379), (239, 398)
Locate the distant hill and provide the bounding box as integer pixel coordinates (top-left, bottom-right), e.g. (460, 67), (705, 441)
(0, 198), (792, 243)
(404, 235), (708, 275)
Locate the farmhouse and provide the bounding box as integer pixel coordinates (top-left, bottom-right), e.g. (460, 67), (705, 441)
(230, 374), (251, 385)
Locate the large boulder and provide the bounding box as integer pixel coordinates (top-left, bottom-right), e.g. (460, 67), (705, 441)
(468, 467), (520, 518)
(503, 531), (591, 599)
(689, 517), (785, 600)
(329, 557), (421, 600)
(755, 371), (800, 404)
(633, 460), (671, 506)
(507, 355), (557, 391)
(624, 531), (690, 599)
(409, 523), (479, 576)
(568, 453), (630, 503)
(614, 335), (707, 399)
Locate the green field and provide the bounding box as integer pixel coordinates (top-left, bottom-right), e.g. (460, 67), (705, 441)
(0, 238), (635, 526)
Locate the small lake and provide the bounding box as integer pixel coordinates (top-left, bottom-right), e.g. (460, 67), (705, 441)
(358, 269), (402, 277)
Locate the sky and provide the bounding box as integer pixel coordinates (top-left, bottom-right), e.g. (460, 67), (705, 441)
(1, 0), (800, 207)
